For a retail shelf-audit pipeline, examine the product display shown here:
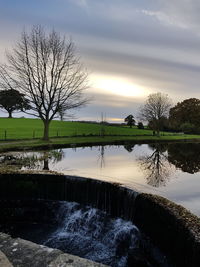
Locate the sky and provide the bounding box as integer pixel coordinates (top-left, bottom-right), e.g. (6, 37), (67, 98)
(1, 0), (200, 122)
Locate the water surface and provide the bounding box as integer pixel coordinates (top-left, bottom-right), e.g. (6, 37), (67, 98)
(2, 142), (200, 216)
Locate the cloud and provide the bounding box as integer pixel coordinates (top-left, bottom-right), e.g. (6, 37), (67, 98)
(1, 0), (200, 120)
(70, 0), (88, 8)
(80, 90), (143, 122)
(81, 41), (200, 101)
(141, 9), (188, 29)
(142, 0), (200, 32)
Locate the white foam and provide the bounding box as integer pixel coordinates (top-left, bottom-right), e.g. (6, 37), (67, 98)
(43, 202), (140, 267)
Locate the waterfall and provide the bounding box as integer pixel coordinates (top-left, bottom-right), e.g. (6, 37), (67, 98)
(43, 201), (140, 267)
(0, 173), (198, 266)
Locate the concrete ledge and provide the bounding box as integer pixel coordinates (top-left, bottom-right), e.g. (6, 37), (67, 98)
(0, 233), (107, 267)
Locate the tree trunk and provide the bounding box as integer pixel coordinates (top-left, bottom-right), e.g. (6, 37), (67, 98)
(43, 120), (50, 141)
(43, 152), (49, 170)
(43, 159), (49, 170)
(156, 120), (160, 136)
(8, 110), (12, 118)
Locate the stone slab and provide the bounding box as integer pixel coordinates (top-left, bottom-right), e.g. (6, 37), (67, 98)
(49, 253), (107, 267)
(0, 250), (13, 267)
(0, 233), (107, 267)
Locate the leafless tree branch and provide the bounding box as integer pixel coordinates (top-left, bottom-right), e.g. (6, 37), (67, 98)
(0, 26), (89, 140)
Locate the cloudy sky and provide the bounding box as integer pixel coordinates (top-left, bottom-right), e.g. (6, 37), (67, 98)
(1, 0), (200, 122)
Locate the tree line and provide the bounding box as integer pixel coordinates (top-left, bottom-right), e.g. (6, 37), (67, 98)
(125, 92), (200, 135)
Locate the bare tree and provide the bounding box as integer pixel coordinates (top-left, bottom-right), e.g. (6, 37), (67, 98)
(138, 144), (173, 187)
(0, 26), (88, 140)
(139, 92), (171, 135)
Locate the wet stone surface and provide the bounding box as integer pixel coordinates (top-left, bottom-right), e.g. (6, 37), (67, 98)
(0, 233), (107, 267)
(0, 250), (13, 267)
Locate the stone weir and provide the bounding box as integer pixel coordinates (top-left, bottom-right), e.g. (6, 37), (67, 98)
(0, 172), (200, 266)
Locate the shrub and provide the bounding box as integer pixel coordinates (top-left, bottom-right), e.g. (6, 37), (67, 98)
(137, 122), (144, 129)
(180, 123), (196, 134)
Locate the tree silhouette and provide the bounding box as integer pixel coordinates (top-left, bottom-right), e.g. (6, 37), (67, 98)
(0, 150), (64, 171)
(169, 98), (200, 131)
(97, 145), (105, 168)
(124, 144), (135, 152)
(168, 143), (200, 174)
(0, 26), (88, 140)
(41, 150), (65, 170)
(0, 89), (30, 118)
(137, 122), (144, 129)
(124, 115), (135, 128)
(139, 92), (171, 135)
(138, 144), (173, 187)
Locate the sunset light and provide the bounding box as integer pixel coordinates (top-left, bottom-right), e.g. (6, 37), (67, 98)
(1, 1), (200, 266)
(91, 74), (149, 98)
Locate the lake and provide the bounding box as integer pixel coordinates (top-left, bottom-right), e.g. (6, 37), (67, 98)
(1, 142), (200, 216)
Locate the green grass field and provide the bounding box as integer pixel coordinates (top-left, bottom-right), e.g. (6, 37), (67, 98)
(0, 118), (200, 152)
(0, 117), (199, 152)
(0, 117), (159, 140)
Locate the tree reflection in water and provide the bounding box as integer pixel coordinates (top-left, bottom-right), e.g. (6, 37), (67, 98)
(42, 150), (64, 170)
(138, 144), (174, 187)
(97, 146), (105, 168)
(2, 143), (200, 187)
(0, 149), (64, 171)
(124, 144), (135, 153)
(168, 143), (200, 174)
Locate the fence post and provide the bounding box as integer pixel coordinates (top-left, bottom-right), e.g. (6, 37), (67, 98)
(33, 130), (35, 139)
(4, 130), (7, 140)
(57, 131), (59, 137)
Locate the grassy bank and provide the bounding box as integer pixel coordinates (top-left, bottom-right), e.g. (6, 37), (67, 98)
(0, 117), (166, 139)
(0, 118), (200, 152)
(1, 135), (200, 152)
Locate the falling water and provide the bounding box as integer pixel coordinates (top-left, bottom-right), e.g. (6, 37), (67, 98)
(43, 201), (141, 267)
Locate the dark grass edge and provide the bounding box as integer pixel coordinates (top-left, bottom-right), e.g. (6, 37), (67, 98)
(1, 137), (200, 152)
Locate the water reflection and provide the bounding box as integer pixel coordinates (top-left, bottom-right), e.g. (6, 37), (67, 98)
(0, 149), (64, 171)
(1, 144), (200, 188)
(168, 143), (200, 174)
(42, 150), (64, 170)
(1, 143), (200, 215)
(138, 144), (173, 187)
(97, 146), (105, 168)
(124, 144), (135, 153)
